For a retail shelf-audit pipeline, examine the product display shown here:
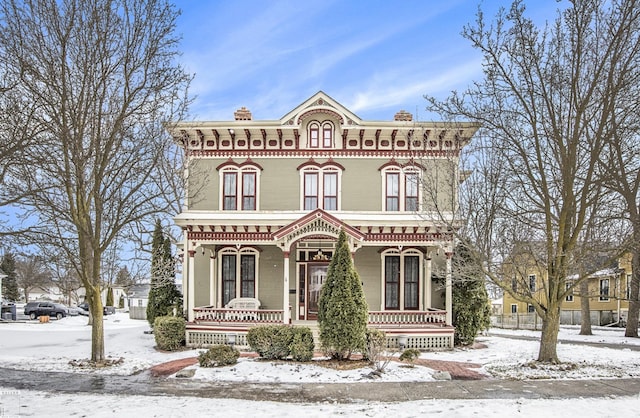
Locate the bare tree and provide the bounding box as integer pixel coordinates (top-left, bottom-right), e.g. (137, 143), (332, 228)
(50, 260), (83, 306)
(427, 0), (640, 362)
(0, 0), (191, 362)
(15, 256), (53, 302)
(599, 98), (640, 337)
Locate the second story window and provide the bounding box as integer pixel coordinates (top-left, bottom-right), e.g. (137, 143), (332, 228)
(382, 166), (422, 212)
(298, 160), (343, 211)
(405, 172), (419, 211)
(218, 162), (261, 211)
(304, 172), (319, 209)
(565, 282), (574, 302)
(223, 172), (237, 210)
(386, 172), (399, 211)
(528, 274), (536, 292)
(599, 278), (610, 301)
(242, 172), (256, 210)
(323, 172), (337, 210)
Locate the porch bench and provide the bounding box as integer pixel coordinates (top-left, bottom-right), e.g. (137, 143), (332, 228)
(225, 297), (261, 310)
(224, 298), (261, 321)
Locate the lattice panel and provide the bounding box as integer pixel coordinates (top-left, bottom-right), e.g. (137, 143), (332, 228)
(186, 331), (249, 348)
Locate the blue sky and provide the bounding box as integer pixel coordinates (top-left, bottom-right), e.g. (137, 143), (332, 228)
(173, 0), (563, 122)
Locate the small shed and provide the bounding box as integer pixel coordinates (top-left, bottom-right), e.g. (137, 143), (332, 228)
(128, 284), (150, 320)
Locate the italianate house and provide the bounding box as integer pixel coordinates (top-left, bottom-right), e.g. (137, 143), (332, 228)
(169, 92), (479, 349)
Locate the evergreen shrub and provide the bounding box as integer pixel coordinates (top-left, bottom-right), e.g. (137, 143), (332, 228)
(198, 345), (240, 367)
(153, 316), (185, 351)
(246, 325), (315, 361)
(399, 348), (421, 367)
(318, 229), (368, 360)
(289, 327), (315, 362)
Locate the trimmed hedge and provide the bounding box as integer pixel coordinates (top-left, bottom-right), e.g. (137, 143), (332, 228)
(198, 345), (240, 367)
(289, 327), (315, 362)
(154, 316), (185, 351)
(246, 325), (315, 361)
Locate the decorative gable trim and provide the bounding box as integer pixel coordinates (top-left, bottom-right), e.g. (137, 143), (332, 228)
(272, 209), (365, 243)
(280, 91), (362, 127)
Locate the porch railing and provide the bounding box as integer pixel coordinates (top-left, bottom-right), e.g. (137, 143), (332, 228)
(193, 306), (447, 327)
(193, 306), (283, 324)
(367, 309), (447, 327)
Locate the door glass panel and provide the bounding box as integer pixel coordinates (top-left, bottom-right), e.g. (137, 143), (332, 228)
(307, 264), (327, 318)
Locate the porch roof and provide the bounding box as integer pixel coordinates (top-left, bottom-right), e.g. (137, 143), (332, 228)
(272, 208), (365, 241)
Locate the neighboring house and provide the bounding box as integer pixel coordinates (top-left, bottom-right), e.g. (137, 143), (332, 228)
(26, 286), (65, 303)
(127, 283), (151, 320)
(169, 91), (479, 349)
(500, 247), (633, 327)
(491, 296), (503, 315)
(76, 285), (127, 309)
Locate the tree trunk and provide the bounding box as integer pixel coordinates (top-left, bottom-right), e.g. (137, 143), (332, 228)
(89, 287), (105, 362)
(537, 307), (560, 363)
(579, 279), (592, 335)
(625, 249), (640, 337)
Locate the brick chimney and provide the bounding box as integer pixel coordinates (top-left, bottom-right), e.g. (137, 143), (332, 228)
(234, 106), (252, 120)
(394, 110), (413, 121)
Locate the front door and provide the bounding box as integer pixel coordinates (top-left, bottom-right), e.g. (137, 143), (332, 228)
(307, 264), (328, 320)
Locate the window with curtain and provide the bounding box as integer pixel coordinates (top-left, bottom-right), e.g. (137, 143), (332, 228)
(404, 256), (419, 309)
(385, 256), (400, 309)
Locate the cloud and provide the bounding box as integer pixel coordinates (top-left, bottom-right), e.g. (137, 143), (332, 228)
(340, 55), (482, 120)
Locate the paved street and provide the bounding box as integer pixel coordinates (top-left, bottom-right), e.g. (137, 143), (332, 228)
(1, 366), (640, 403)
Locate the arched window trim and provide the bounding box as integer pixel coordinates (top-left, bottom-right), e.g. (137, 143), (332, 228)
(380, 248), (423, 311)
(218, 164), (261, 211)
(218, 247), (260, 306)
(299, 163), (343, 211)
(380, 165), (422, 212)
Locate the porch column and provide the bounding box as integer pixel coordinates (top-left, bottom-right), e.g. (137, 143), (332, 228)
(425, 254), (432, 309)
(187, 249), (196, 322)
(445, 251), (453, 326)
(209, 252), (216, 307)
(283, 251), (290, 324)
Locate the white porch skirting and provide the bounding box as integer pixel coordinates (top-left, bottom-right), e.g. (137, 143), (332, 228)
(187, 307), (454, 350)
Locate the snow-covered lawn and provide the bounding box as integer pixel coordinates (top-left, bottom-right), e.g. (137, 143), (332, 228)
(1, 313), (640, 417)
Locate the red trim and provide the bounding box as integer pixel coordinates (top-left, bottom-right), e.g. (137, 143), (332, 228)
(185, 230), (452, 245)
(378, 159), (426, 171)
(297, 108), (344, 124)
(187, 149), (461, 159)
(216, 158), (264, 171)
(296, 159), (346, 171)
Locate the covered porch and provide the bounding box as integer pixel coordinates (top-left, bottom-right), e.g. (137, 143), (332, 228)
(180, 209), (457, 350)
(186, 305), (454, 350)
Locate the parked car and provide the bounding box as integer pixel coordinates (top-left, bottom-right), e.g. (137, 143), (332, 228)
(77, 302), (89, 316)
(77, 302), (115, 315)
(23, 301), (68, 320)
(67, 306), (81, 316)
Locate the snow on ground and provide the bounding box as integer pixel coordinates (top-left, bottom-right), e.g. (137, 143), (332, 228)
(1, 312), (640, 417)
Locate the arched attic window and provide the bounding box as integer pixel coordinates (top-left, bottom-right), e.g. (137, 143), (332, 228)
(308, 121), (334, 149)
